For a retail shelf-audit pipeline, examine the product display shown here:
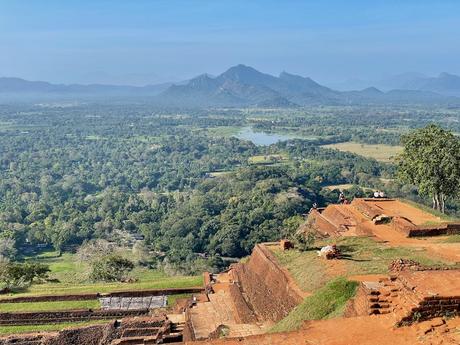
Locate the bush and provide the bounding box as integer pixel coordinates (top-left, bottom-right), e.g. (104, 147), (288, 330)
(76, 239), (115, 263)
(291, 218), (316, 251)
(89, 255), (134, 282)
(0, 262), (50, 291)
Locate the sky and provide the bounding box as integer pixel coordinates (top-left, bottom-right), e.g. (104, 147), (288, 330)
(0, 0), (459, 86)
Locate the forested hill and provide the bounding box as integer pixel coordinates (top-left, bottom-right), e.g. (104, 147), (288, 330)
(0, 104), (405, 273)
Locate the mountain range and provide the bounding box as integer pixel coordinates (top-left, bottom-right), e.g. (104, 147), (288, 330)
(1, 65), (459, 106)
(332, 72), (460, 96)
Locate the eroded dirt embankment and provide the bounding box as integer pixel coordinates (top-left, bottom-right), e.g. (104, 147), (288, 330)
(231, 244), (303, 322)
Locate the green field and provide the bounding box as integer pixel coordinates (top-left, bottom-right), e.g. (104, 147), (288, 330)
(271, 237), (455, 293)
(3, 273), (203, 298)
(323, 142), (403, 162)
(207, 126), (243, 137)
(248, 154), (288, 165)
(0, 300), (101, 313)
(0, 320), (110, 336)
(2, 251), (203, 299)
(208, 171), (232, 178)
(0, 251), (201, 335)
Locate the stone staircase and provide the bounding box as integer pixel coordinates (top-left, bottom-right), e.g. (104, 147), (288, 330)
(360, 274), (460, 326)
(108, 317), (183, 345)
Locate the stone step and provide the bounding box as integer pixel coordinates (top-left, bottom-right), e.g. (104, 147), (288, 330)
(111, 335), (159, 345)
(369, 303), (390, 309)
(122, 327), (159, 338)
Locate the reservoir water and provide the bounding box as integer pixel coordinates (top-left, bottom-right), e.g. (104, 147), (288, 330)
(235, 127), (293, 146)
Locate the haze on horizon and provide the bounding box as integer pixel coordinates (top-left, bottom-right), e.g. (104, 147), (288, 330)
(0, 0), (459, 86)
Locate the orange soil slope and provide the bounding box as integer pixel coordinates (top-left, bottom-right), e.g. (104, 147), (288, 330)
(187, 315), (460, 345)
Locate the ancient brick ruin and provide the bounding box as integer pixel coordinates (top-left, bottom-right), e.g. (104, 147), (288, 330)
(0, 315), (184, 345)
(229, 244), (303, 322)
(1, 198), (459, 345)
(346, 267), (460, 326)
(309, 198), (460, 238)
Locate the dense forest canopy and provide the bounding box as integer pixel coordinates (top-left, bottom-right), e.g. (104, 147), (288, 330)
(0, 103), (458, 272)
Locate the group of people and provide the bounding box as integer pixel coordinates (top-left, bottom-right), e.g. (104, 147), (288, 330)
(309, 189), (387, 213)
(338, 192), (350, 204)
(373, 190), (386, 198)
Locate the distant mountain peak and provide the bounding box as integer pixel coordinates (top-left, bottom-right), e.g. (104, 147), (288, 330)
(438, 72), (458, 79)
(279, 71), (317, 84)
(361, 86), (383, 94)
(219, 64), (272, 82)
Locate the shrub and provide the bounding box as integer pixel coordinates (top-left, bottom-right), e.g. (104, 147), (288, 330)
(89, 255), (134, 282)
(0, 262), (50, 291)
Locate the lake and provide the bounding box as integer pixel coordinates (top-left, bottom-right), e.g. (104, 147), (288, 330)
(235, 127), (293, 146)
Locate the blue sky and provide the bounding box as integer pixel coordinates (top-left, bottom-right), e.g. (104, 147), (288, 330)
(0, 0), (459, 85)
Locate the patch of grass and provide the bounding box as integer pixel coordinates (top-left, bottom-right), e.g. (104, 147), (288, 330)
(207, 171), (232, 177)
(270, 247), (329, 292)
(271, 237), (456, 291)
(248, 154), (288, 165)
(29, 252), (89, 284)
(323, 142), (402, 162)
(207, 126), (243, 137)
(7, 251), (204, 298)
(0, 320), (110, 335)
(334, 237), (456, 274)
(3, 274), (203, 298)
(270, 277), (358, 333)
(443, 235), (460, 243)
(0, 300), (100, 313)
(167, 293), (192, 307)
(238, 256), (250, 264)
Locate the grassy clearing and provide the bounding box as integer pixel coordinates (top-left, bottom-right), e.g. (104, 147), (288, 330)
(0, 300), (100, 313)
(207, 126), (243, 137)
(208, 171), (232, 178)
(270, 237), (455, 292)
(334, 237), (455, 275)
(443, 235), (460, 243)
(271, 248), (330, 292)
(27, 252), (89, 284)
(0, 320), (110, 336)
(248, 154), (288, 165)
(323, 142), (402, 162)
(4, 251), (203, 299)
(4, 274), (203, 298)
(270, 278), (358, 333)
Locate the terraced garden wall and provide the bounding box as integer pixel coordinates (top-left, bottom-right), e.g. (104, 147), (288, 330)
(0, 287), (204, 304)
